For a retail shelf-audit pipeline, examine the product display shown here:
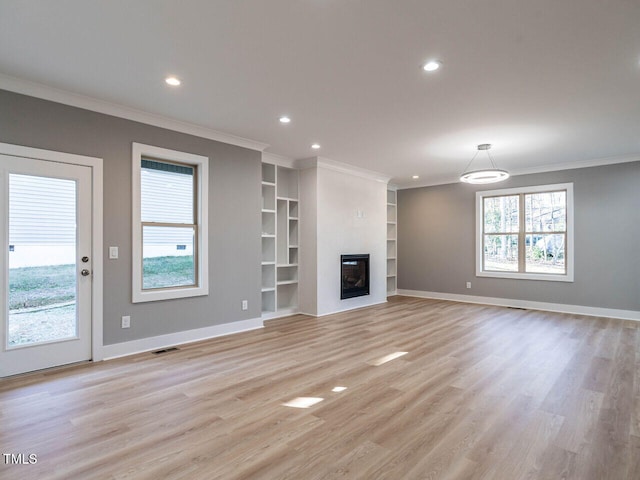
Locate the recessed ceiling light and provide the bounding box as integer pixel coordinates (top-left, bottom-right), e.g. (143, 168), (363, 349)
(332, 386), (347, 393)
(279, 116), (291, 124)
(311, 143), (321, 150)
(422, 61), (441, 72)
(165, 76), (181, 86)
(412, 175), (420, 179)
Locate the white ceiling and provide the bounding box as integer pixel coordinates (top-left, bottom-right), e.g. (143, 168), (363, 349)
(1, 0), (639, 187)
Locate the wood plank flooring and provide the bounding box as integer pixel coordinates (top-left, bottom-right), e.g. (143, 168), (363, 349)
(1, 296), (638, 479)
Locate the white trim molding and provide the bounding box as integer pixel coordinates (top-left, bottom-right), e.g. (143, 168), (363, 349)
(102, 317), (264, 360)
(298, 300), (389, 318)
(0, 142), (105, 361)
(476, 183), (574, 283)
(396, 154), (640, 190)
(262, 152), (297, 169)
(131, 143), (209, 303)
(0, 73), (269, 152)
(261, 307), (299, 321)
(296, 156), (392, 184)
(398, 289), (640, 322)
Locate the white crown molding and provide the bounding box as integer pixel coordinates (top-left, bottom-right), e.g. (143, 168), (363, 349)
(0, 73), (270, 152)
(398, 289), (640, 321)
(295, 156), (392, 183)
(396, 153), (640, 190)
(262, 151), (297, 168)
(509, 153), (640, 177)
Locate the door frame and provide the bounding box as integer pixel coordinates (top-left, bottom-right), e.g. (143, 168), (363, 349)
(0, 142), (104, 362)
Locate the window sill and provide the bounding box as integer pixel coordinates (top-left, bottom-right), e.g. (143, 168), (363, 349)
(476, 270), (574, 282)
(132, 285), (209, 303)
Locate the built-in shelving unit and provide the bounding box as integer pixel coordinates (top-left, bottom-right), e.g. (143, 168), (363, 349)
(261, 162), (299, 317)
(261, 164), (277, 313)
(387, 188), (397, 295)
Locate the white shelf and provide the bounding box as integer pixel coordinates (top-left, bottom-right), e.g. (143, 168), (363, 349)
(261, 288), (276, 313)
(276, 167), (298, 199)
(387, 188), (398, 296)
(262, 163), (276, 184)
(262, 162), (300, 316)
(387, 276), (397, 294)
(262, 162), (277, 311)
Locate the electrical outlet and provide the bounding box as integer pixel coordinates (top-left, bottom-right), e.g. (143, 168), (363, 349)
(241, 300), (248, 311)
(466, 282), (471, 289)
(121, 315), (130, 328)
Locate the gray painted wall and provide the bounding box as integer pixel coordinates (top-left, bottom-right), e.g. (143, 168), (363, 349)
(0, 89), (262, 345)
(397, 162), (640, 311)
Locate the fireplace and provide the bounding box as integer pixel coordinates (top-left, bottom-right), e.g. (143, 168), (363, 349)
(341, 254), (370, 299)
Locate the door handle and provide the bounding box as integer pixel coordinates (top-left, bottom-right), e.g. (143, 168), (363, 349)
(81, 269), (91, 277)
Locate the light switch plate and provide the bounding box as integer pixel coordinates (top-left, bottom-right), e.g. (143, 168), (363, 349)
(109, 246), (118, 259)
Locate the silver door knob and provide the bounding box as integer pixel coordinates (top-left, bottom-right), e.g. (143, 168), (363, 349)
(81, 269), (91, 276)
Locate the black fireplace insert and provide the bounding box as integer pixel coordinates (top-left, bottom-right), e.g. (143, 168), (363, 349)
(341, 254), (370, 299)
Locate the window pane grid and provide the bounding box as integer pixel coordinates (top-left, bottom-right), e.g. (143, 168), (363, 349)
(525, 190), (566, 233)
(483, 195), (519, 234)
(525, 232), (566, 275)
(139, 157), (198, 291)
(132, 143), (209, 303)
(141, 224), (198, 290)
(141, 158), (195, 224)
(480, 188), (569, 278)
(483, 234), (519, 272)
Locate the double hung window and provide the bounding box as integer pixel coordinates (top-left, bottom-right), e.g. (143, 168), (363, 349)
(476, 183), (573, 282)
(132, 143), (209, 302)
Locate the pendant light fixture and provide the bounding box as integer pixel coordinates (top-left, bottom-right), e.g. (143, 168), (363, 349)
(459, 144), (510, 184)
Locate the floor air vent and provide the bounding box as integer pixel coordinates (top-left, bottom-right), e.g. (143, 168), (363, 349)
(152, 347), (180, 355)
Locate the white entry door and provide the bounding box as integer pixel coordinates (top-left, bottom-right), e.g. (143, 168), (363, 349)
(0, 154), (92, 377)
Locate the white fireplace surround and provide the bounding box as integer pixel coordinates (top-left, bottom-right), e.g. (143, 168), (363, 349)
(297, 157), (390, 317)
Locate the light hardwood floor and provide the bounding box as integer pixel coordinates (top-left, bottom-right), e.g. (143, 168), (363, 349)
(1, 296), (639, 479)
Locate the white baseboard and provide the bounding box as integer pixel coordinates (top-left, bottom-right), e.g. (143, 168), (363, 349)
(397, 289), (640, 321)
(102, 317), (264, 360)
(300, 299), (389, 318)
(261, 307), (300, 321)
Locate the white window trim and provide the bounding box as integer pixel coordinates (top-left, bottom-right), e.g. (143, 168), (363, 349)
(132, 143), (209, 302)
(475, 182), (574, 282)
